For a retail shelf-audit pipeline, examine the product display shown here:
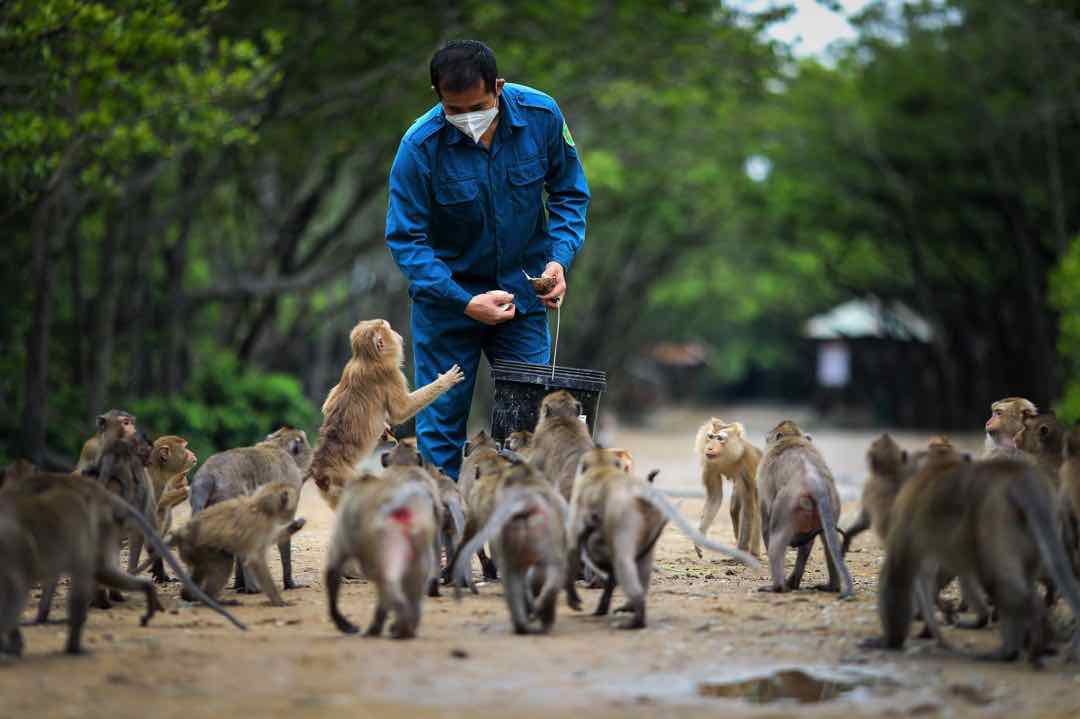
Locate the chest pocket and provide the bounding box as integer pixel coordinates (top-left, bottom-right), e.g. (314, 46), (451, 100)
(508, 158), (545, 213)
(433, 177), (483, 252)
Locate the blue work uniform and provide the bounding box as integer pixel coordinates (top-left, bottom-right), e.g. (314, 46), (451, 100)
(386, 83), (589, 479)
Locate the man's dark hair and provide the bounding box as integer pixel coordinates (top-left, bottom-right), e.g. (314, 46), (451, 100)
(430, 40), (497, 97)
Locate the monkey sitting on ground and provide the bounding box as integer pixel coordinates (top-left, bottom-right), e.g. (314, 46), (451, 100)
(168, 482), (304, 607)
(309, 319), (464, 509)
(190, 427), (312, 594)
(0, 454), (245, 656)
(862, 447), (1080, 665)
(565, 449), (758, 629)
(757, 420), (854, 598)
(982, 397), (1038, 456)
(694, 418), (763, 558)
(325, 472), (436, 639)
(458, 428), (498, 501)
(75, 409), (137, 472)
(452, 460), (569, 634)
(529, 390), (595, 500)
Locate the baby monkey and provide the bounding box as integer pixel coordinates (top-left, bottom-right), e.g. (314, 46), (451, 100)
(168, 482), (305, 607)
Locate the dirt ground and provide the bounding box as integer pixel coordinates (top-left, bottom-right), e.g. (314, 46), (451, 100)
(3, 405), (1080, 719)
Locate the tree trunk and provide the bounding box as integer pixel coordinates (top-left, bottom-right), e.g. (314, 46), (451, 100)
(86, 205), (122, 422)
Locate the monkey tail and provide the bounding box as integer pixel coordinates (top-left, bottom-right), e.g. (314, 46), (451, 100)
(100, 491), (247, 631)
(498, 448), (528, 465)
(376, 482), (431, 523)
(447, 497), (466, 545)
(451, 492), (532, 599)
(804, 459), (854, 598)
(638, 485), (759, 568)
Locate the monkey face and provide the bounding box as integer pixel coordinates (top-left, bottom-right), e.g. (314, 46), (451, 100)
(506, 431), (532, 452)
(700, 420), (746, 463)
(464, 429), (494, 458)
(985, 398), (1037, 446)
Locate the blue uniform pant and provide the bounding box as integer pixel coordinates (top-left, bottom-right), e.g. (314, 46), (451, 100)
(411, 306), (550, 480)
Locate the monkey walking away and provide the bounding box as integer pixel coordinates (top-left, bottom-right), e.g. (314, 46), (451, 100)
(529, 390), (595, 500)
(757, 420), (854, 599)
(452, 460), (569, 634)
(309, 319), (464, 508)
(454, 450), (513, 589)
(325, 472), (436, 639)
(189, 426), (312, 594)
(865, 445), (1080, 665)
(379, 442), (448, 597)
(0, 446), (245, 657)
(458, 428), (498, 501)
(566, 449), (759, 629)
(168, 482), (305, 608)
(694, 418), (763, 557)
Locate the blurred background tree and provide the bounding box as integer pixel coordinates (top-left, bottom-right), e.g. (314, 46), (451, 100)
(3, 0), (1079, 466)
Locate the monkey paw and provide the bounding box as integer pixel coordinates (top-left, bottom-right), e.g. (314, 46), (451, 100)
(757, 584), (786, 593)
(283, 580), (309, 590)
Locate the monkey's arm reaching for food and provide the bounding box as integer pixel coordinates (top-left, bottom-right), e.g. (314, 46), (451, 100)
(386, 364), (466, 425)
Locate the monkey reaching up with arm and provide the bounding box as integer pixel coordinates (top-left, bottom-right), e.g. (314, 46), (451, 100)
(310, 319), (464, 509)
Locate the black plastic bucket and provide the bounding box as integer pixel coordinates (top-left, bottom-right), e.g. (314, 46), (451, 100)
(489, 360), (607, 443)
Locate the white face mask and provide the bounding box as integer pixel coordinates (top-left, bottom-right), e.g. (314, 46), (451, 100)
(445, 104), (498, 143)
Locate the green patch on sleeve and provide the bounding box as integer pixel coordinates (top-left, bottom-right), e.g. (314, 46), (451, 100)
(562, 121), (575, 147)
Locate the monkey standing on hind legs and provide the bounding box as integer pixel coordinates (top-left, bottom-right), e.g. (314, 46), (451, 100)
(693, 418), (763, 558)
(168, 482), (305, 607)
(325, 472), (436, 639)
(189, 426), (313, 594)
(756, 420), (854, 598)
(140, 435), (197, 583)
(309, 319), (464, 508)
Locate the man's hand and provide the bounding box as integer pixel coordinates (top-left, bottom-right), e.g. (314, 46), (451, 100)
(539, 262), (566, 309)
(466, 291), (516, 325)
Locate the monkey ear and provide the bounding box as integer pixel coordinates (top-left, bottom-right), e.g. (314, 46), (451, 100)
(804, 433), (813, 443)
(1039, 424), (1051, 437)
(380, 452), (391, 468)
(463, 441), (473, 458)
(475, 467), (481, 480)
(96, 414), (108, 432)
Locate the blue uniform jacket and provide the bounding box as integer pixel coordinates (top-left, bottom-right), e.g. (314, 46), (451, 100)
(385, 83), (589, 317)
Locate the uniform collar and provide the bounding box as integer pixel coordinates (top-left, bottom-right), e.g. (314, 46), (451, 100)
(442, 90), (527, 146)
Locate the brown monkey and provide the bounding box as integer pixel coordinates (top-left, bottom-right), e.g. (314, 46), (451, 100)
(505, 430), (533, 458)
(693, 418), (763, 558)
(842, 434), (914, 555)
(430, 465), (467, 585)
(452, 460), (569, 634)
(325, 472), (436, 638)
(0, 459), (245, 655)
(983, 397), (1038, 455)
(139, 435), (198, 583)
(380, 442), (447, 597)
(1014, 412), (1065, 481)
(757, 420), (854, 598)
(529, 390), (594, 500)
(189, 427), (312, 593)
(566, 450), (757, 629)
(310, 319), (464, 509)
(1060, 424), (1080, 578)
(453, 450), (513, 589)
(168, 482), (304, 608)
(458, 428), (498, 500)
(864, 451), (1080, 664)
(1, 459), (36, 488)
(75, 409), (136, 472)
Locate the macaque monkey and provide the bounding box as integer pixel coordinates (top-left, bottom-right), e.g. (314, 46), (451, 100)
(842, 434), (914, 555)
(1060, 424), (1080, 578)
(168, 482), (304, 608)
(0, 455), (245, 656)
(864, 451), (1080, 665)
(452, 451), (513, 589)
(504, 430), (534, 459)
(757, 420), (854, 598)
(310, 319), (464, 508)
(430, 466), (467, 584)
(75, 409), (136, 471)
(459, 429), (498, 500)
(189, 427), (312, 593)
(380, 442), (447, 596)
(1014, 412), (1065, 481)
(693, 418), (763, 558)
(983, 397), (1037, 455)
(529, 390), (594, 500)
(452, 460), (569, 634)
(1, 459), (36, 488)
(566, 449), (758, 629)
(141, 436), (197, 582)
(325, 473), (436, 638)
